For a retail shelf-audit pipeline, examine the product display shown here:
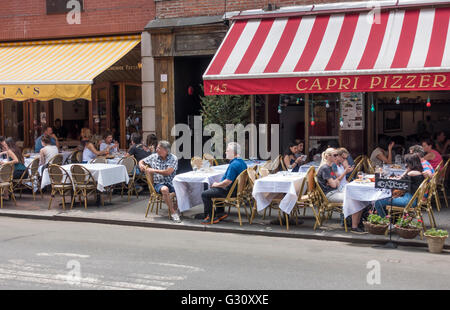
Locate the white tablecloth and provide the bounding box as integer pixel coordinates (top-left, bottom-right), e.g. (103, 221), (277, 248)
(173, 169), (225, 212)
(343, 181), (391, 218)
(24, 151), (72, 167)
(173, 160), (266, 212)
(41, 163), (129, 192)
(252, 172), (307, 214)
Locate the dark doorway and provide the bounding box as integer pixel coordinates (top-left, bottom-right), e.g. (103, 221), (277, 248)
(174, 56), (212, 173)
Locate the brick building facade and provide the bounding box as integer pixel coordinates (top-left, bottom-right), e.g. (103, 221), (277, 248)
(0, 0), (155, 41)
(0, 0), (155, 148)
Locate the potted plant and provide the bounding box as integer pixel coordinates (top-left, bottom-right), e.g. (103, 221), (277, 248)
(424, 228), (448, 253)
(363, 213), (390, 235)
(394, 214), (423, 239)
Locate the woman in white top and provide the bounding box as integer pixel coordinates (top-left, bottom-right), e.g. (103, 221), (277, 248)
(40, 135), (59, 166)
(80, 128), (111, 163)
(370, 137), (395, 167)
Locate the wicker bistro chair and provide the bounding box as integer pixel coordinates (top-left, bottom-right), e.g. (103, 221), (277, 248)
(0, 163), (17, 208)
(353, 155), (364, 166)
(362, 157), (375, 174)
(295, 166), (321, 228)
(436, 158), (449, 209)
(47, 164), (73, 210)
(203, 153), (219, 166)
(144, 173), (176, 219)
(386, 178), (431, 238)
(347, 159), (365, 182)
(211, 169), (250, 226)
(70, 164), (103, 209)
(48, 154), (64, 166)
(428, 161), (448, 212)
(190, 156), (203, 170)
(12, 157), (43, 200)
(262, 155), (281, 174)
(118, 156), (139, 201)
(91, 157), (107, 164)
(312, 175), (348, 232)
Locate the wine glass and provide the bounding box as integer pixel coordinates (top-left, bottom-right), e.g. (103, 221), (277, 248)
(287, 165), (293, 174)
(357, 171), (365, 180)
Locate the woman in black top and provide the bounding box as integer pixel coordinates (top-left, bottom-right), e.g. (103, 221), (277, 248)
(374, 153), (425, 218)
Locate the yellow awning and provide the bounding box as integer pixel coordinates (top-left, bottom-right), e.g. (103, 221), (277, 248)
(0, 35), (141, 101)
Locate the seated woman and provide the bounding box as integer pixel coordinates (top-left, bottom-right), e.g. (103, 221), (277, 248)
(317, 148), (363, 233)
(39, 135), (59, 167)
(282, 143), (303, 172)
(374, 153), (425, 218)
(80, 129), (111, 163)
(370, 136), (395, 167)
(336, 147), (354, 179)
(421, 138), (443, 170)
(334, 148), (354, 189)
(5, 138), (28, 179)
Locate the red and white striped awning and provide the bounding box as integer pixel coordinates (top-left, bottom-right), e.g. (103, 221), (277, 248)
(204, 6), (450, 95)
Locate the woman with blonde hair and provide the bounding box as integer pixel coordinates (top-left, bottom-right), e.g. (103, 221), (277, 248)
(317, 148), (365, 234)
(80, 128), (111, 163)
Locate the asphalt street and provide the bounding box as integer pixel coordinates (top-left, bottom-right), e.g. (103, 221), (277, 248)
(0, 217), (449, 290)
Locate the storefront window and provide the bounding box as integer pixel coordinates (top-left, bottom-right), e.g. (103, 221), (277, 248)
(3, 100), (24, 141)
(125, 85), (142, 146)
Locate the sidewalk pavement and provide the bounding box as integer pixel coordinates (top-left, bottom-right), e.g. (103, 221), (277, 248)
(0, 190), (449, 250)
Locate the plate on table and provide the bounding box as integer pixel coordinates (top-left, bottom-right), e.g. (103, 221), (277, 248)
(353, 179), (372, 183)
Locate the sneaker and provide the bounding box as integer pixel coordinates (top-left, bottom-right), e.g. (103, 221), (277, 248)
(201, 216), (220, 225)
(351, 227), (368, 234)
(171, 213), (181, 223)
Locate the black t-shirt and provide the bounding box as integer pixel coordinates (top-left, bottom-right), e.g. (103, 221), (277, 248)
(317, 164), (337, 195)
(128, 144), (152, 162)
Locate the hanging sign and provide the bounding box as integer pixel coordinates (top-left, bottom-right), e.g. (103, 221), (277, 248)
(340, 92), (364, 130)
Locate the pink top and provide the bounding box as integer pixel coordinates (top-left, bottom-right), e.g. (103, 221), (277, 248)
(428, 149), (443, 170)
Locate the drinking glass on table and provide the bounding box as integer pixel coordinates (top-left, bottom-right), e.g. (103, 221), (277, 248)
(287, 164), (293, 174)
(357, 171), (365, 180)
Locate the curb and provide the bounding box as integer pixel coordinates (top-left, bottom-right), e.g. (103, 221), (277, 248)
(0, 211), (449, 250)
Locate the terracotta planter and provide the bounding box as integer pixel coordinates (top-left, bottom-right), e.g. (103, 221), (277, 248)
(363, 222), (389, 235)
(424, 234), (448, 254)
(395, 225), (420, 239)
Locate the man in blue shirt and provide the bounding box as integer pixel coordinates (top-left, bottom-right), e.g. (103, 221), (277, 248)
(201, 142), (247, 224)
(35, 126), (59, 153)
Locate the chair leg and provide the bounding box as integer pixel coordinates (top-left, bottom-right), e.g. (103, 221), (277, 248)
(249, 201), (256, 224)
(441, 187), (448, 208)
(237, 204), (243, 226)
(434, 191), (442, 212)
(48, 190), (54, 210)
(61, 190), (66, 210)
(285, 212), (289, 231)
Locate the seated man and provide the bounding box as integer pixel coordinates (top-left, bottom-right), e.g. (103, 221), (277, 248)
(99, 131), (119, 153)
(139, 140), (180, 223)
(200, 142), (247, 224)
(35, 126), (59, 153)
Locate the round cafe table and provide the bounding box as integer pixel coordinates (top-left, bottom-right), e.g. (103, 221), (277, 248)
(343, 180), (391, 218)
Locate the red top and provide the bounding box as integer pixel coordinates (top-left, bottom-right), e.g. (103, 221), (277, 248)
(429, 149), (443, 170)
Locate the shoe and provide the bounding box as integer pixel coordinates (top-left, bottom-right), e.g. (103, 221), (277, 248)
(194, 213), (207, 220)
(201, 216), (219, 225)
(171, 213), (181, 223)
(135, 185), (143, 194)
(216, 213), (228, 221)
(351, 227), (368, 234)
